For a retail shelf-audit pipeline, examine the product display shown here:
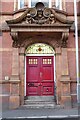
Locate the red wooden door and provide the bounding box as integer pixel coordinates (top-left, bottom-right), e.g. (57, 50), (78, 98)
(26, 56), (54, 96)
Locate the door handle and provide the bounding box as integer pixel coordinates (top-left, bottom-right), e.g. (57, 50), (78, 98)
(38, 83), (42, 86)
(28, 83), (34, 86)
(38, 83), (41, 86)
(40, 72), (42, 78)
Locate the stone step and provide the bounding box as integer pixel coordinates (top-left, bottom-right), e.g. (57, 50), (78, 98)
(22, 104), (55, 108)
(24, 100), (55, 104)
(24, 102), (55, 105)
(25, 96), (55, 101)
(21, 104), (63, 109)
(24, 96), (56, 108)
(24, 99), (56, 108)
(23, 100), (58, 108)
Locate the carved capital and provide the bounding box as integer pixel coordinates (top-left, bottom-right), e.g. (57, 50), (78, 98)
(10, 32), (20, 47)
(61, 32), (69, 48)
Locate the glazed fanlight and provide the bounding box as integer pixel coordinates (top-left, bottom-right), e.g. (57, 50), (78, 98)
(26, 43), (55, 54)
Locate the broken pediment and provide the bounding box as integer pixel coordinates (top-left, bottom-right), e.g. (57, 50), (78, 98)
(6, 2), (73, 25)
(6, 2), (74, 48)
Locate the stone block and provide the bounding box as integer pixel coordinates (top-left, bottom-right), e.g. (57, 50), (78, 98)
(10, 83), (20, 95)
(0, 95), (9, 111)
(61, 96), (72, 108)
(61, 83), (70, 96)
(71, 95), (77, 108)
(0, 83), (10, 94)
(9, 96), (20, 109)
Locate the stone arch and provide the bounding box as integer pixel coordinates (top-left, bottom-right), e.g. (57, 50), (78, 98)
(23, 36), (58, 52)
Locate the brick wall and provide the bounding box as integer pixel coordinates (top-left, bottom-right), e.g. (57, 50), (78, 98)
(1, 1), (14, 13)
(2, 32), (12, 80)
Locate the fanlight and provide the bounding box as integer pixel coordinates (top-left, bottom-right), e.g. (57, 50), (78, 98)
(26, 43), (55, 54)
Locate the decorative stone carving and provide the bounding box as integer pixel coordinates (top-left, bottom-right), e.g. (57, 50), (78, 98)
(6, 2), (73, 48)
(61, 32), (69, 48)
(53, 32), (69, 48)
(11, 32), (20, 47)
(10, 31), (69, 48)
(6, 2), (73, 25)
(22, 7), (56, 24)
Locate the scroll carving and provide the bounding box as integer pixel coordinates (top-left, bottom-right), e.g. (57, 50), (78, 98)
(53, 32), (69, 48)
(10, 32), (69, 48)
(61, 32), (69, 48)
(10, 32), (19, 47)
(22, 7), (56, 24)
(6, 2), (73, 48)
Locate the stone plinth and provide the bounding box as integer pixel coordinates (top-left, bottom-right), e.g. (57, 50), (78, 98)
(9, 80), (20, 109)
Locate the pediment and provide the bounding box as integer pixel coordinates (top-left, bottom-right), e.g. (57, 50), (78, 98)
(6, 3), (73, 26)
(6, 2), (74, 48)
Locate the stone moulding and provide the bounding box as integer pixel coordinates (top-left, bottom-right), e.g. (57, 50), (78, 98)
(6, 3), (73, 48)
(10, 30), (69, 48)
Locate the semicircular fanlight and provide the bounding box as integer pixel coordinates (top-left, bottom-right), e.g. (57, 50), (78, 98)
(26, 43), (55, 54)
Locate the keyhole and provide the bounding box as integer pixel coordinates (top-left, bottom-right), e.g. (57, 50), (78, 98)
(46, 88), (49, 92)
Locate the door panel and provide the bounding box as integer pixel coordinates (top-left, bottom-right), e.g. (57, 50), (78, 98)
(26, 57), (40, 96)
(26, 56), (54, 96)
(27, 66), (39, 82)
(42, 66), (53, 81)
(41, 57), (54, 95)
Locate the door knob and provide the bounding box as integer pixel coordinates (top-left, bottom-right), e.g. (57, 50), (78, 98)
(46, 88), (49, 92)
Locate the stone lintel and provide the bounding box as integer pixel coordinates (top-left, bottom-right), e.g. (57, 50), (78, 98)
(9, 95), (20, 109)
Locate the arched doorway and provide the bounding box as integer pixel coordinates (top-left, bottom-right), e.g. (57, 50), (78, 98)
(25, 43), (55, 101)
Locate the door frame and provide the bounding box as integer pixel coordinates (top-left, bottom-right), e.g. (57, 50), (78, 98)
(24, 54), (56, 96)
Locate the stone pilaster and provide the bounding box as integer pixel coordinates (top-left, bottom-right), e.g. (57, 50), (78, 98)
(60, 48), (71, 108)
(55, 47), (62, 105)
(9, 48), (20, 109)
(19, 47), (25, 105)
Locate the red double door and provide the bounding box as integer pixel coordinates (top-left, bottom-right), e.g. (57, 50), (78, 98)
(26, 56), (54, 96)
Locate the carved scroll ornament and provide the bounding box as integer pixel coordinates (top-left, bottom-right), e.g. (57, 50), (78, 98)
(61, 32), (69, 48)
(6, 2), (73, 48)
(23, 7), (56, 24)
(10, 32), (20, 47)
